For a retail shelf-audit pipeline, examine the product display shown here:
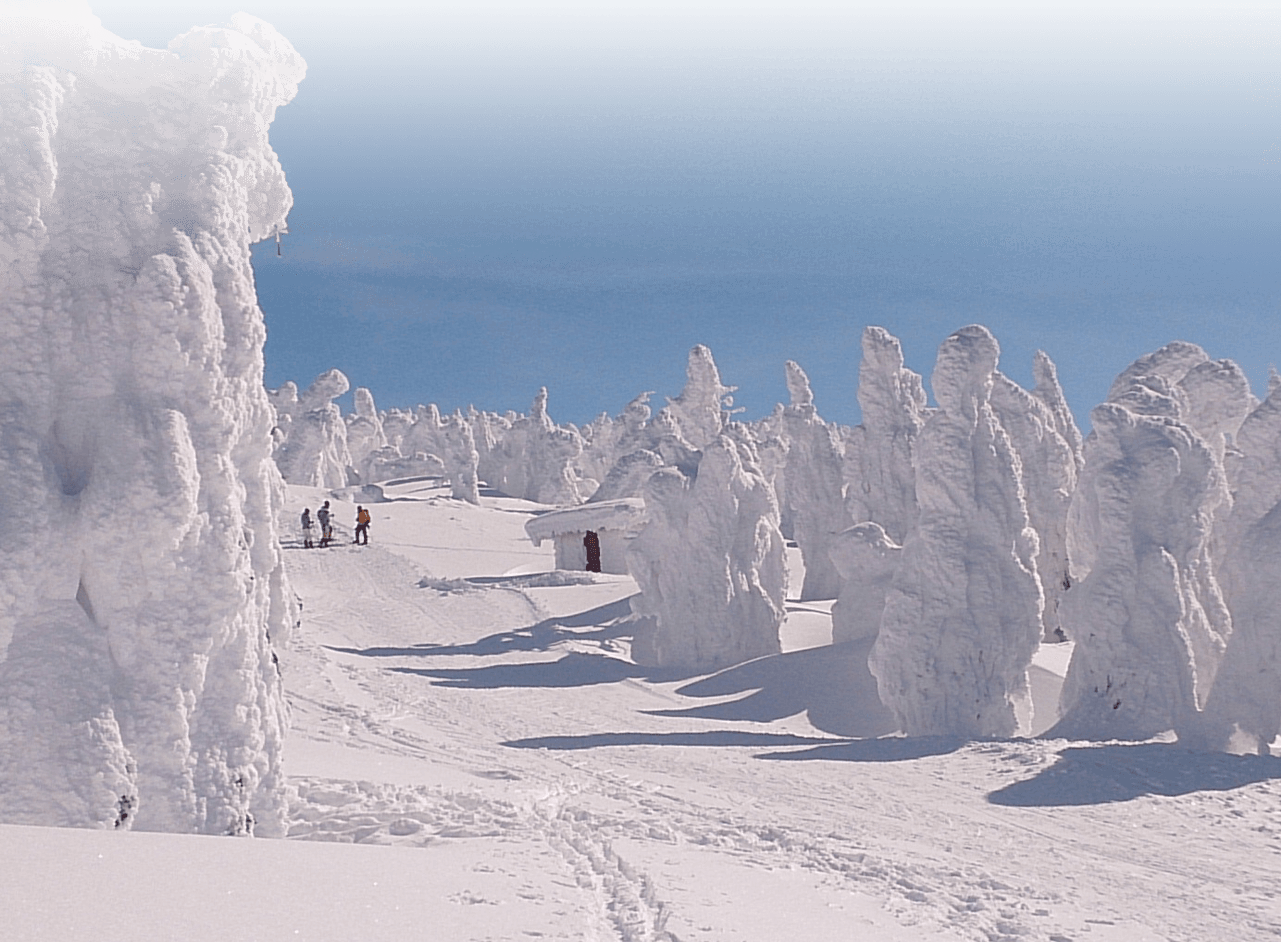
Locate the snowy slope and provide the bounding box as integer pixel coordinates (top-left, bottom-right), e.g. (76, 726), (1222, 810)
(4, 479), (1281, 941)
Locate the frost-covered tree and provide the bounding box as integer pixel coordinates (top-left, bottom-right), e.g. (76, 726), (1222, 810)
(442, 410), (481, 505)
(628, 430), (786, 671)
(1190, 388), (1281, 753)
(272, 369), (352, 488)
(870, 326), (1043, 738)
(830, 522), (901, 645)
(0, 11), (300, 834)
(344, 387), (387, 478)
(480, 389), (584, 505)
(990, 363), (1079, 641)
(1054, 344), (1234, 741)
(778, 361), (849, 600)
(1031, 350), (1084, 473)
(844, 326), (930, 545)
(665, 345), (736, 451)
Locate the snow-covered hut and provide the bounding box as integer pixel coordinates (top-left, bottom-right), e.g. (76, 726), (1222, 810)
(524, 499), (646, 573)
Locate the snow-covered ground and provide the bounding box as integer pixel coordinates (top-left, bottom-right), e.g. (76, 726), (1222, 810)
(5, 479), (1281, 941)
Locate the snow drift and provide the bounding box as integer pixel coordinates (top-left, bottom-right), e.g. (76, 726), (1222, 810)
(0, 8), (302, 834)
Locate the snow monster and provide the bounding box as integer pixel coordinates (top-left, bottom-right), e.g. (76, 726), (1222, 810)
(0, 10), (303, 834)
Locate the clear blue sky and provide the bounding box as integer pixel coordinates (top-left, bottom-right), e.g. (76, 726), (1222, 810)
(91, 1), (1279, 430)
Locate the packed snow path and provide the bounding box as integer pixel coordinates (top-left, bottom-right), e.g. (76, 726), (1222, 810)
(6, 478), (1281, 941)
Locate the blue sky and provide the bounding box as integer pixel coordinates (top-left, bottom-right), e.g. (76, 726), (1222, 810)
(91, 1), (1279, 429)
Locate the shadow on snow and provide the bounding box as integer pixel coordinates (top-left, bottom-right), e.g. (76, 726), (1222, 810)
(323, 596), (637, 660)
(645, 639), (898, 739)
(503, 730), (837, 750)
(988, 742), (1281, 807)
(389, 652), (687, 689)
(755, 736), (965, 763)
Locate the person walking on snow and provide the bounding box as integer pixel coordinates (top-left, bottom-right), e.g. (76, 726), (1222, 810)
(354, 506), (371, 545)
(300, 507), (314, 549)
(317, 501), (332, 548)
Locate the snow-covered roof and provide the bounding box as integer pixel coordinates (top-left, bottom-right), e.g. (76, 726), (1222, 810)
(524, 498), (647, 545)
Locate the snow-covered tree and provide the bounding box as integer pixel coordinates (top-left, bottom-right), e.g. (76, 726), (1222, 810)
(1191, 387), (1281, 753)
(628, 429), (786, 671)
(777, 361), (849, 600)
(344, 387), (387, 477)
(989, 363), (1079, 640)
(0, 11), (300, 834)
(870, 326), (1043, 738)
(272, 369), (352, 488)
(1054, 343), (1233, 740)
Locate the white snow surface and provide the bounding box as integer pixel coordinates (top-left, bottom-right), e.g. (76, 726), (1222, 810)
(5, 477), (1281, 941)
(0, 8), (300, 835)
(525, 498), (647, 544)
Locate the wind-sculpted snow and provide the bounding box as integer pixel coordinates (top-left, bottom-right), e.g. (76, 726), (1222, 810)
(777, 362), (849, 600)
(870, 326), (1043, 738)
(1054, 349), (1232, 741)
(271, 369), (352, 488)
(627, 431), (786, 671)
(0, 10), (301, 833)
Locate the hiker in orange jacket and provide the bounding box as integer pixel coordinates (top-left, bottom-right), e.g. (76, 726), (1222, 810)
(354, 505), (371, 545)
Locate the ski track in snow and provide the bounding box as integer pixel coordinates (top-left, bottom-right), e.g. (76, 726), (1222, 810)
(277, 483), (1281, 942)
